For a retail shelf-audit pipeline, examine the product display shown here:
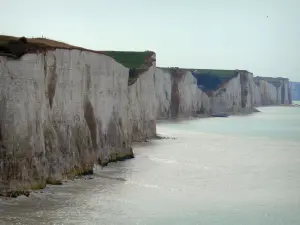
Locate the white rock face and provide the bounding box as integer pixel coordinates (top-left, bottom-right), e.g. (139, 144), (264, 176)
(0, 49), (156, 195)
(256, 80), (278, 105)
(282, 80), (290, 104)
(154, 68), (210, 119)
(290, 81), (300, 101)
(210, 71), (258, 114)
(210, 75), (242, 114)
(0, 46), (291, 195)
(253, 77), (292, 105)
(128, 55), (156, 141)
(154, 68), (172, 119)
(154, 69), (291, 117)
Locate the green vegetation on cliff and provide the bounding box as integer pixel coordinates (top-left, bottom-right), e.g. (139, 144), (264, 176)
(191, 69), (239, 78)
(0, 35), (155, 85)
(102, 51), (155, 86)
(102, 51), (152, 69)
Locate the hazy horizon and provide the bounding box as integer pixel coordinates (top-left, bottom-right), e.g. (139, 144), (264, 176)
(2, 0), (299, 81)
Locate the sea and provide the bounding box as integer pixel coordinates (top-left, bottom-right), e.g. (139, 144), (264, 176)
(0, 104), (300, 225)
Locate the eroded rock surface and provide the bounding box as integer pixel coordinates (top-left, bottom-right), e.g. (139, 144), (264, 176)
(0, 49), (156, 196)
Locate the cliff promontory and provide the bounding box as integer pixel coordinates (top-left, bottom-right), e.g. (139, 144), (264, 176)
(154, 68), (292, 118)
(0, 35), (293, 197)
(0, 36), (156, 196)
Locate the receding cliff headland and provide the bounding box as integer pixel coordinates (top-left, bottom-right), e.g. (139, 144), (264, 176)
(0, 36), (292, 197)
(155, 68), (292, 119)
(290, 81), (300, 101)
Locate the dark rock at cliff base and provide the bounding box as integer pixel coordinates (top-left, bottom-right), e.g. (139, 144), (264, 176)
(154, 135), (176, 140)
(0, 191), (30, 198)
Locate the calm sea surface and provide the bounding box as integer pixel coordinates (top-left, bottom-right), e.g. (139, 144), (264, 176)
(0, 106), (300, 225)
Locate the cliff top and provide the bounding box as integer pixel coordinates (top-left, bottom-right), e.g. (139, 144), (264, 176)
(0, 35), (155, 69)
(254, 76), (289, 88)
(158, 67), (249, 78)
(191, 69), (240, 78)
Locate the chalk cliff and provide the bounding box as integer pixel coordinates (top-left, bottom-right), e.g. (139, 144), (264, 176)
(254, 77), (292, 105)
(0, 41), (156, 196)
(154, 68), (210, 119)
(128, 60), (156, 141)
(290, 82), (300, 101)
(208, 71), (256, 114)
(0, 35), (293, 197)
(154, 68), (292, 118)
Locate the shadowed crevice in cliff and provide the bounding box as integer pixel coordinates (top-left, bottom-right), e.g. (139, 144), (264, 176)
(85, 64), (92, 90)
(281, 83), (285, 104)
(288, 87), (292, 104)
(128, 68), (148, 86)
(99, 112), (134, 167)
(47, 57), (57, 108)
(83, 65), (97, 150)
(240, 71), (249, 109)
(170, 69), (185, 118)
(84, 100), (97, 150)
(0, 122), (3, 149)
(43, 124), (61, 185)
(0, 97), (6, 150)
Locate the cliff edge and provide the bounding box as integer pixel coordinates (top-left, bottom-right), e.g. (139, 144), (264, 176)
(155, 68), (292, 119)
(0, 36), (156, 196)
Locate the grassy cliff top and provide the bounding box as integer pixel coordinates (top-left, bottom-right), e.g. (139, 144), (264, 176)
(0, 35), (154, 69)
(103, 51), (153, 69)
(254, 76), (289, 88)
(158, 67), (248, 78)
(190, 69), (242, 77)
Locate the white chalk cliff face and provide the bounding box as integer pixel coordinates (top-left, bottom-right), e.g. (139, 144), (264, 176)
(209, 71), (258, 114)
(290, 82), (300, 101)
(128, 55), (156, 141)
(154, 68), (210, 119)
(210, 75), (243, 114)
(253, 77), (292, 105)
(0, 49), (156, 195)
(282, 80), (290, 104)
(154, 69), (292, 117)
(0, 45), (292, 196)
(154, 68), (172, 119)
(257, 80), (278, 105)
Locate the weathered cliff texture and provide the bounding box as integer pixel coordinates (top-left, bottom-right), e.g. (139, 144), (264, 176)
(254, 77), (292, 105)
(255, 80), (278, 105)
(290, 82), (300, 101)
(0, 50), (126, 195)
(128, 54), (157, 141)
(192, 70), (259, 114)
(0, 48), (156, 196)
(154, 68), (210, 119)
(208, 71), (259, 114)
(154, 68), (292, 119)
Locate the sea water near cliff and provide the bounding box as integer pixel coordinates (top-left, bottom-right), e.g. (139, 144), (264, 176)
(0, 106), (300, 225)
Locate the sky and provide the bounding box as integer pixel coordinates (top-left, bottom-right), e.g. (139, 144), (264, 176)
(2, 0), (300, 81)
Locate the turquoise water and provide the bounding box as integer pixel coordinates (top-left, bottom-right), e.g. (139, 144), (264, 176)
(0, 106), (300, 225)
(161, 106), (300, 141)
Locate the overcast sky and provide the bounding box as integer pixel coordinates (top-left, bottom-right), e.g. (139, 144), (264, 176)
(2, 0), (299, 81)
